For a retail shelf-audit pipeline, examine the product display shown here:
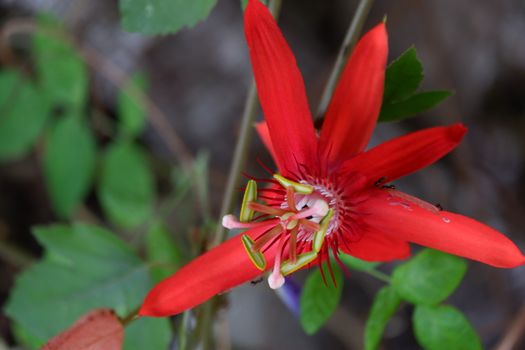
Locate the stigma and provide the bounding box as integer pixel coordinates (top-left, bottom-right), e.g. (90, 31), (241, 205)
(222, 174), (337, 289)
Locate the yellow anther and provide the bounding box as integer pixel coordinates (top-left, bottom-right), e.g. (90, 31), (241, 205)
(241, 234), (267, 271)
(280, 251), (318, 276)
(313, 209), (334, 253)
(273, 174), (314, 194)
(240, 180), (257, 222)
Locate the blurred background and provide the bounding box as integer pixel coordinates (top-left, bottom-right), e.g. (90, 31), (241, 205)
(1, 0), (525, 349)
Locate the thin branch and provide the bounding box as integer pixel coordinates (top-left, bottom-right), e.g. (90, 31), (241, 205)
(315, 0), (375, 119)
(494, 305), (525, 350)
(0, 239), (34, 269)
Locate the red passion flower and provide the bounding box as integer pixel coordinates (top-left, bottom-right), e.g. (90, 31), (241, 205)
(139, 0), (525, 317)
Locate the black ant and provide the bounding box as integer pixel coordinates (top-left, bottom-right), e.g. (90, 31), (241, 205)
(250, 277), (263, 285)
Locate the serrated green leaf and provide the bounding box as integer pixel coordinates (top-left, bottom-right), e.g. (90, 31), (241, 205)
(146, 221), (183, 282)
(364, 286), (401, 350)
(98, 142), (155, 229)
(379, 90), (452, 122)
(0, 70), (51, 161)
(4, 224), (152, 345)
(119, 0), (217, 35)
(300, 266), (343, 334)
(124, 317), (171, 350)
(383, 47), (423, 103)
(118, 73), (147, 139)
(339, 253), (380, 271)
(413, 305), (482, 350)
(11, 322), (43, 350)
(392, 249), (467, 305)
(43, 116), (96, 218)
(33, 22), (87, 110)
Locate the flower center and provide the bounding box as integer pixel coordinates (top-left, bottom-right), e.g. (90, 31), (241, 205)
(222, 174), (339, 289)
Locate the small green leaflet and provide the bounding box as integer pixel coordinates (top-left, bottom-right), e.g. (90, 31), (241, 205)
(4, 224), (152, 348)
(98, 141), (155, 229)
(146, 221), (183, 282)
(364, 286), (401, 350)
(300, 266), (343, 334)
(413, 305), (482, 350)
(0, 70), (50, 161)
(43, 116), (97, 218)
(117, 73), (148, 139)
(124, 317), (171, 350)
(379, 47), (452, 122)
(392, 249), (467, 305)
(119, 0), (217, 35)
(33, 18), (87, 110)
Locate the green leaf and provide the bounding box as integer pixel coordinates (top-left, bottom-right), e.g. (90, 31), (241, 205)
(118, 73), (147, 139)
(300, 266), (343, 334)
(339, 253), (380, 271)
(0, 70), (51, 161)
(33, 22), (87, 110)
(146, 221), (183, 282)
(379, 46), (452, 123)
(392, 249), (467, 305)
(43, 116), (97, 218)
(4, 224), (152, 345)
(364, 286), (401, 350)
(383, 47), (423, 103)
(124, 317), (171, 350)
(98, 142), (155, 229)
(413, 305), (482, 350)
(11, 322), (44, 350)
(119, 0), (218, 35)
(379, 91), (452, 122)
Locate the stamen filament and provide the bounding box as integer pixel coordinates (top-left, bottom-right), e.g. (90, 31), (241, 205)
(247, 202), (288, 216)
(252, 225), (283, 251)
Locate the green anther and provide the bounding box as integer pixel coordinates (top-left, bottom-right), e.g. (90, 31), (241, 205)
(240, 180), (257, 222)
(313, 209), (334, 253)
(273, 174), (314, 194)
(280, 251), (318, 276)
(241, 234), (267, 271)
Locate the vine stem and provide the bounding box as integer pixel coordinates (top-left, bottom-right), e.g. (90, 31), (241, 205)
(316, 0), (375, 119)
(362, 268), (392, 283)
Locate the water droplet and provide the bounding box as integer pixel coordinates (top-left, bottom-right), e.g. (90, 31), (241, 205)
(442, 217), (451, 224)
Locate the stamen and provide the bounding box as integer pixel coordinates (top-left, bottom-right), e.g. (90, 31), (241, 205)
(273, 174), (314, 194)
(240, 180), (257, 222)
(313, 209), (334, 253)
(247, 202), (287, 216)
(252, 225), (283, 251)
(286, 186), (297, 210)
(280, 251), (318, 276)
(241, 235), (267, 271)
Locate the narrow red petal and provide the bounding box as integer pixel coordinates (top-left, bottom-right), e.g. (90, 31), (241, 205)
(361, 190), (525, 268)
(245, 0), (317, 176)
(255, 121), (278, 166)
(342, 124), (467, 185)
(319, 23), (388, 164)
(139, 224), (276, 317)
(339, 229), (410, 262)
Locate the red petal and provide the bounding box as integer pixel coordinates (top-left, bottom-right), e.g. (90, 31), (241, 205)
(139, 224), (276, 317)
(342, 124), (467, 185)
(319, 23), (388, 164)
(255, 121), (278, 166)
(339, 229), (410, 262)
(361, 190), (525, 268)
(42, 309), (123, 350)
(245, 0), (317, 176)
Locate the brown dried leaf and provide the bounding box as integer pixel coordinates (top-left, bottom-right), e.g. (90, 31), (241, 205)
(42, 309), (124, 350)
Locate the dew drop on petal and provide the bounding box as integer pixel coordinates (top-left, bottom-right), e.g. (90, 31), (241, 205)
(442, 217), (451, 224)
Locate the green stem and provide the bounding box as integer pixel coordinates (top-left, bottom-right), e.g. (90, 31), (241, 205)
(316, 0), (375, 119)
(362, 268), (392, 284)
(0, 240), (34, 269)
